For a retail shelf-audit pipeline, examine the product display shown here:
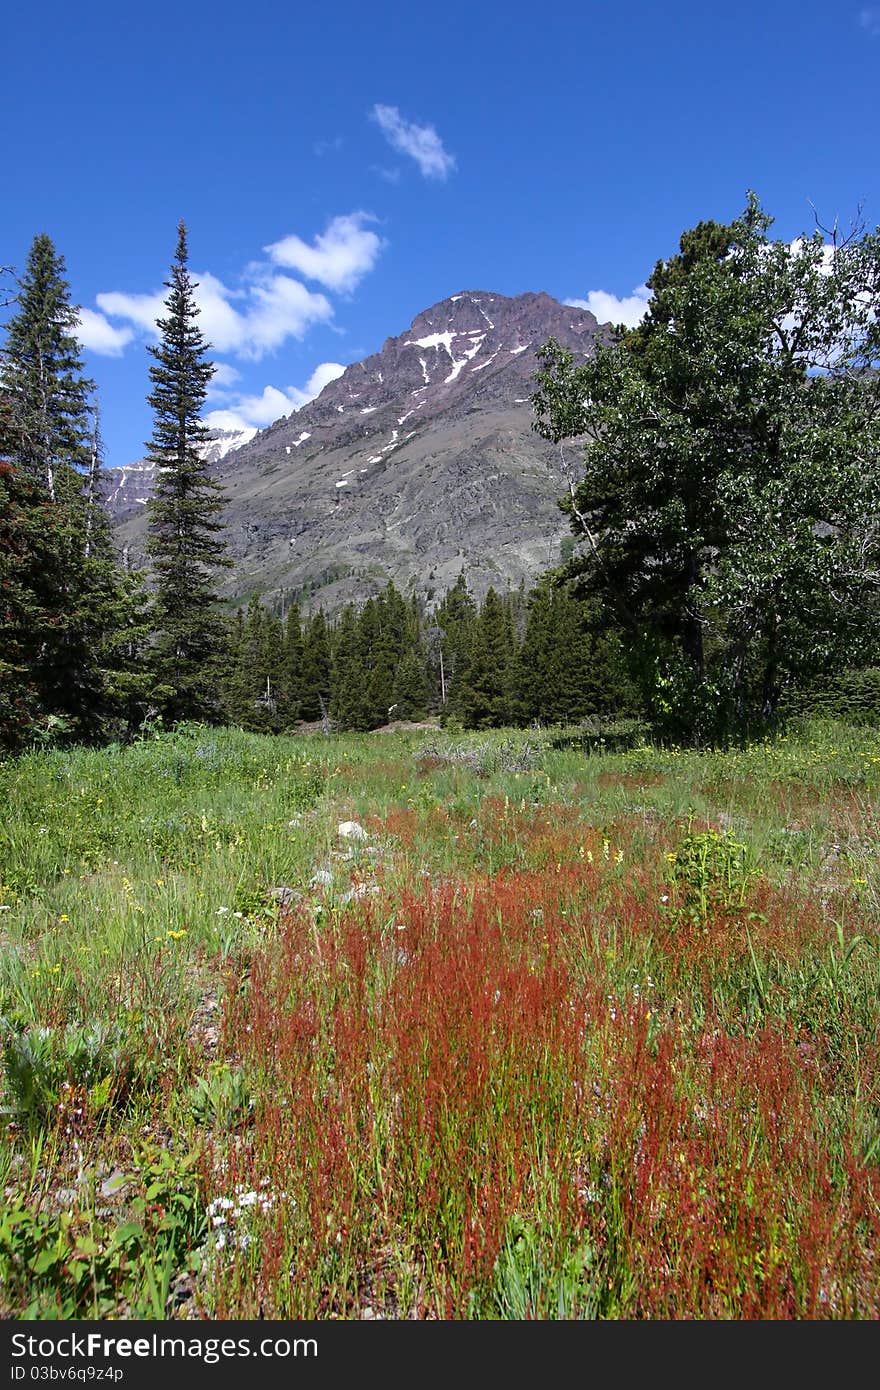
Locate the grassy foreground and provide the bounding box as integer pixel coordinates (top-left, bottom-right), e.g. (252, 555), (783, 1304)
(0, 718), (878, 1319)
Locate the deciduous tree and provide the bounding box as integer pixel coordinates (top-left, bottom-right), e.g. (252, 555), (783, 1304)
(533, 194), (880, 740)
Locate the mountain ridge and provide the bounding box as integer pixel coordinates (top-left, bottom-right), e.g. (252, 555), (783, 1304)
(103, 289), (612, 612)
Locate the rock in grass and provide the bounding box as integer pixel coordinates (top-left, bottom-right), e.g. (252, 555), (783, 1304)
(337, 821), (367, 841)
(272, 885), (302, 907)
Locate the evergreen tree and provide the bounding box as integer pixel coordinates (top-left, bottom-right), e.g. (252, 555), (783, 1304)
(259, 604), (285, 729)
(462, 587), (514, 728)
(362, 583), (411, 723)
(299, 610), (332, 722)
(220, 597), (285, 731)
(0, 448), (61, 748)
(512, 580), (554, 723)
(358, 597), (388, 724)
(1, 234), (93, 499)
(279, 602), (304, 726)
(220, 608), (250, 726)
(144, 222), (231, 724)
(393, 594), (430, 720)
(392, 647), (430, 721)
(434, 572), (477, 718)
(331, 604), (371, 729)
(0, 239), (148, 746)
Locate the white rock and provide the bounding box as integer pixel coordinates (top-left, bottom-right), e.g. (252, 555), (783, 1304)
(337, 821), (367, 841)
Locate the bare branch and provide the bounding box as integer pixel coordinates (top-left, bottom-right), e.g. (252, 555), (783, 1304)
(0, 266), (16, 309)
(558, 442), (637, 630)
(807, 199), (866, 250)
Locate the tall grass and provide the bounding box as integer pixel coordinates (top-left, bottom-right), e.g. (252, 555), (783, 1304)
(0, 719), (878, 1317)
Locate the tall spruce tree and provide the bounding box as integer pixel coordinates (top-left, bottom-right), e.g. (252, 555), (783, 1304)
(0, 448), (62, 747)
(434, 572), (477, 717)
(331, 604), (371, 730)
(392, 593), (430, 720)
(299, 611), (332, 722)
(145, 222), (230, 724)
(279, 602), (304, 726)
(462, 587), (515, 728)
(0, 237), (147, 746)
(513, 577), (638, 725)
(1, 234), (93, 500)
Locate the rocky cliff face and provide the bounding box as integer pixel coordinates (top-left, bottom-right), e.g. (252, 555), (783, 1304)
(103, 291), (609, 611)
(100, 426), (257, 525)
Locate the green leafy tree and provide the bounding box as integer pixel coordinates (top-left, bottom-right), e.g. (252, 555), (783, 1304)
(533, 194), (880, 741)
(144, 223), (231, 723)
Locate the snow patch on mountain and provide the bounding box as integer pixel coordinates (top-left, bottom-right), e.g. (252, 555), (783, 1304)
(102, 425), (255, 512)
(199, 426), (258, 464)
(471, 349), (499, 373)
(407, 330), (456, 353)
(445, 334), (485, 383)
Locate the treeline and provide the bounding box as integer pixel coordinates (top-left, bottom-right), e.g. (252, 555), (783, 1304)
(221, 574), (639, 733)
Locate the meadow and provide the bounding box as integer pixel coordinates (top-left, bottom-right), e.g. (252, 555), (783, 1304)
(0, 718), (878, 1319)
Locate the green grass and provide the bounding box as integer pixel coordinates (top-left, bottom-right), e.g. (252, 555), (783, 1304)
(1, 717), (878, 1318)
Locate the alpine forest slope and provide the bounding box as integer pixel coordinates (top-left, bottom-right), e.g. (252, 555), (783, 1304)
(102, 291), (612, 612)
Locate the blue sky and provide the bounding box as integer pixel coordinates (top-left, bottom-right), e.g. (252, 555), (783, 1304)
(4, 0), (879, 467)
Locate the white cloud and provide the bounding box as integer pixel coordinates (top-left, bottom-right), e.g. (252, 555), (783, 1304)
(266, 212), (384, 293)
(301, 361), (347, 397)
(205, 362), (346, 432)
(565, 285), (651, 329)
(370, 104), (456, 180)
(207, 362), (241, 392)
(86, 213), (382, 363)
(96, 270), (333, 362)
(95, 288), (166, 336)
(233, 273), (333, 359)
(74, 308), (135, 356)
(859, 8), (880, 36)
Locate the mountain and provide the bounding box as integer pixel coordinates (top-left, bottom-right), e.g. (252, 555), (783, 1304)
(100, 426), (257, 526)
(103, 290), (611, 611)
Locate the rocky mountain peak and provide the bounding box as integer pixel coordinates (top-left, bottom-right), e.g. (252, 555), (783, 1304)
(105, 289), (612, 613)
